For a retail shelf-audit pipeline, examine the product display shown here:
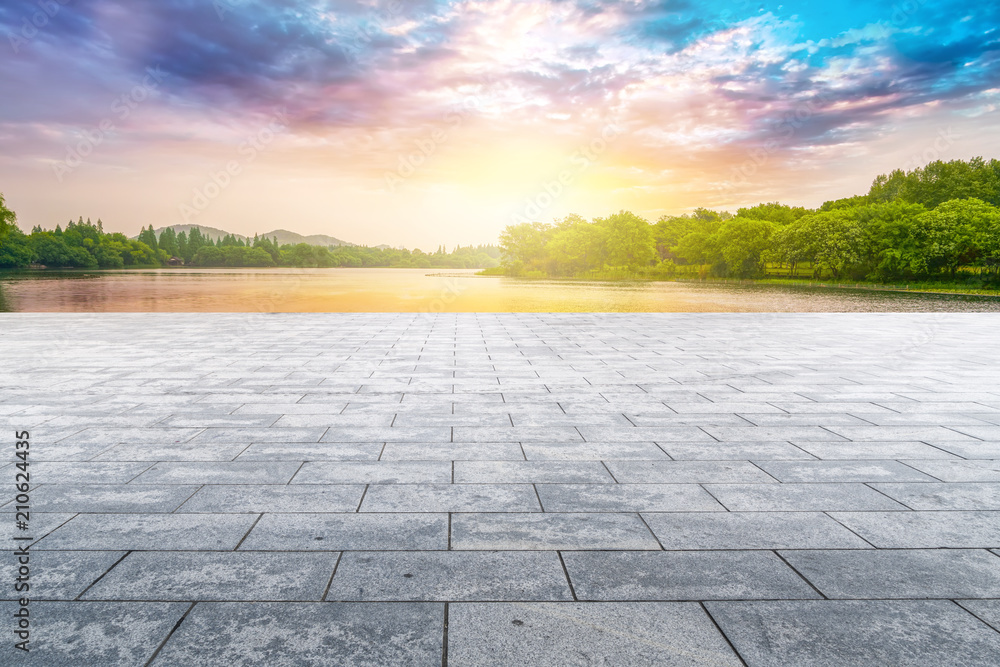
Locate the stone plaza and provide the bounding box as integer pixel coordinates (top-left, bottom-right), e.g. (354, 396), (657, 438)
(2, 312), (1000, 665)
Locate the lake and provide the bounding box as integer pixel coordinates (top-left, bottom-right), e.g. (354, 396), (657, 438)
(1, 268), (999, 312)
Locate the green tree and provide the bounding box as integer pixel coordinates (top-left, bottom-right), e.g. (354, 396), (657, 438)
(0, 193), (14, 242)
(596, 211), (655, 269)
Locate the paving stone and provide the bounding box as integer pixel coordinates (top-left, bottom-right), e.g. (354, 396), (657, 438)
(642, 511), (872, 549)
(92, 442), (251, 461)
(25, 484), (199, 513)
(454, 461), (615, 483)
(0, 601), (189, 666)
(451, 513), (661, 550)
(132, 461), (302, 484)
(36, 513), (258, 551)
(327, 552), (572, 601)
(605, 461), (778, 484)
(706, 600), (1000, 667)
(292, 461), (452, 484)
(177, 485), (366, 513)
(23, 461), (153, 484)
(661, 441), (815, 460)
(535, 484), (725, 512)
(753, 460), (938, 483)
(83, 551), (338, 601)
(957, 600), (1000, 631)
(703, 483), (908, 511)
(901, 459), (1000, 482)
(239, 513), (449, 551)
(792, 441), (960, 460)
(361, 484), (541, 512)
(0, 551), (124, 601)
(563, 551), (820, 600)
(448, 602), (743, 666)
(380, 443), (525, 460)
(521, 441), (669, 460)
(234, 442), (384, 461)
(781, 549), (1000, 599)
(154, 602), (443, 666)
(829, 511), (1000, 548)
(869, 482), (1000, 510)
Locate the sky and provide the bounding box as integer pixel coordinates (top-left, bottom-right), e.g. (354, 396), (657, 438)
(0, 0), (997, 248)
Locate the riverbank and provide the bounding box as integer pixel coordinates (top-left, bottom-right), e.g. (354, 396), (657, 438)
(477, 269), (1000, 297)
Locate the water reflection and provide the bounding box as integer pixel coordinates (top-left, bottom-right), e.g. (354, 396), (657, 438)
(1, 268), (998, 313)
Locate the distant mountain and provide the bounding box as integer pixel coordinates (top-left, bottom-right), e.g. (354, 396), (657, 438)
(148, 225), (352, 247)
(257, 229), (351, 247)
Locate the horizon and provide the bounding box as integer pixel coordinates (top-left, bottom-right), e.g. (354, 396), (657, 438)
(2, 0), (998, 248)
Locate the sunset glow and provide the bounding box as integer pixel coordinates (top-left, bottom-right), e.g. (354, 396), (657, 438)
(2, 0), (997, 246)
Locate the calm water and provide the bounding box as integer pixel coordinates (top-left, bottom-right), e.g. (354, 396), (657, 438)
(1, 268), (998, 312)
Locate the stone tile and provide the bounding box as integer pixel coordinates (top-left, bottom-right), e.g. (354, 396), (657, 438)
(239, 513), (449, 551)
(0, 601), (189, 666)
(234, 443), (383, 461)
(448, 602), (742, 666)
(380, 443), (525, 460)
(605, 461), (778, 484)
(0, 551), (124, 601)
(870, 482), (1000, 510)
(700, 426), (846, 442)
(327, 552), (572, 601)
(753, 460), (938, 483)
(829, 511), (1000, 548)
(521, 441), (669, 460)
(453, 427), (585, 443)
(822, 426), (980, 441)
(958, 600), (1000, 631)
(564, 551), (819, 601)
(155, 602), (443, 666)
(902, 459), (1000, 482)
(321, 427), (451, 442)
(132, 461), (302, 485)
(177, 484), (365, 513)
(92, 442), (250, 461)
(703, 483), (908, 511)
(662, 441), (815, 460)
(643, 512), (872, 549)
(83, 551), (338, 601)
(706, 600), (1000, 667)
(931, 441), (1000, 458)
(782, 549), (1000, 599)
(577, 426), (713, 443)
(292, 461), (451, 484)
(24, 462), (153, 484)
(451, 513), (660, 550)
(454, 461), (615, 483)
(535, 484), (725, 512)
(26, 484), (199, 513)
(58, 428), (203, 445)
(36, 513), (258, 551)
(793, 441), (960, 460)
(0, 512), (77, 544)
(361, 484), (541, 512)
(188, 427), (327, 443)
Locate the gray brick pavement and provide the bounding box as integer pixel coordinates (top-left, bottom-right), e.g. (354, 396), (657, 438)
(2, 313), (999, 665)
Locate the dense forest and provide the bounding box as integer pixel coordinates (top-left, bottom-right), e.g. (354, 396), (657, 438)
(498, 158), (1000, 286)
(0, 200), (500, 270)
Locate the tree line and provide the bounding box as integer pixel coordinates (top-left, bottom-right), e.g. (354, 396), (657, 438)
(0, 204), (500, 270)
(498, 157), (1000, 285)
